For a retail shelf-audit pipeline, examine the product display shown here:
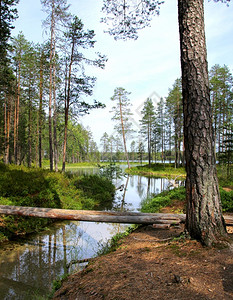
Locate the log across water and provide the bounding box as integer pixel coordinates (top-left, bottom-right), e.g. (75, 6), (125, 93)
(0, 205), (232, 226)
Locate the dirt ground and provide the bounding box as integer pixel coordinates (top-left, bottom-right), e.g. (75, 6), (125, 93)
(53, 219), (233, 300)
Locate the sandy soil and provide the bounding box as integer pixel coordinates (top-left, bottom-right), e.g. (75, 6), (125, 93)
(53, 221), (233, 300)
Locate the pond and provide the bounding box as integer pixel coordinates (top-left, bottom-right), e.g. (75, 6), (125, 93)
(0, 167), (180, 299)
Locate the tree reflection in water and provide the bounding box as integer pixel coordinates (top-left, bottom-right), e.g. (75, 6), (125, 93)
(0, 168), (184, 298)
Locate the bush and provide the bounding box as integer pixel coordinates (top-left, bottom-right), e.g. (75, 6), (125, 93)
(220, 188), (233, 212)
(0, 163), (115, 241)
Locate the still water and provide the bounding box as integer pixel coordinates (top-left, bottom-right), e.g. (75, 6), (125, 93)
(0, 168), (175, 299)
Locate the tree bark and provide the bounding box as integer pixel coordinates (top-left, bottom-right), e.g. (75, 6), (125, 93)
(178, 0), (227, 245)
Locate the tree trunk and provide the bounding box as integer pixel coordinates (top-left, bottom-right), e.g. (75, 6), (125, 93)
(14, 61), (21, 165)
(27, 79), (32, 168)
(4, 95), (11, 164)
(178, 0), (227, 246)
(62, 39), (75, 172)
(53, 62), (58, 172)
(38, 51), (44, 168)
(48, 1), (55, 171)
(119, 95), (130, 169)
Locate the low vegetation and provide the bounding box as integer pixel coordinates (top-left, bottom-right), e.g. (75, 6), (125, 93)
(141, 187), (186, 213)
(128, 163), (233, 214)
(126, 163), (186, 178)
(0, 163), (115, 242)
(141, 186), (233, 214)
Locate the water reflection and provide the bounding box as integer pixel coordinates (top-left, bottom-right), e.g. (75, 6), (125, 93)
(0, 167), (183, 299)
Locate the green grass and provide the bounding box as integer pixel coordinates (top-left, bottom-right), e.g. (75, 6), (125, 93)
(141, 187), (186, 213)
(126, 163), (186, 178)
(0, 163), (115, 242)
(141, 185), (233, 214)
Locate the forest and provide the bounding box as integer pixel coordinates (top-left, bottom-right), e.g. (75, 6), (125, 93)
(1, 1), (233, 176)
(0, 0), (233, 299)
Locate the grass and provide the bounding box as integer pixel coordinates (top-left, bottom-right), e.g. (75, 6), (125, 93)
(141, 186), (233, 214)
(0, 163), (115, 242)
(96, 225), (139, 256)
(126, 163), (186, 178)
(141, 187), (186, 213)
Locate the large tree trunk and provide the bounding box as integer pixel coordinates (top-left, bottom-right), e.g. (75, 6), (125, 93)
(178, 0), (227, 246)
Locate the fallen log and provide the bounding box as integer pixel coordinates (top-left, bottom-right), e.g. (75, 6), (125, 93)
(0, 205), (185, 225)
(0, 205), (232, 226)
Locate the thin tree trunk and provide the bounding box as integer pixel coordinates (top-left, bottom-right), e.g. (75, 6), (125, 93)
(178, 0), (226, 245)
(119, 95), (130, 169)
(38, 51), (44, 168)
(48, 1), (55, 171)
(53, 62), (58, 172)
(62, 39), (75, 172)
(5, 95), (12, 164)
(14, 61), (21, 164)
(27, 79), (32, 168)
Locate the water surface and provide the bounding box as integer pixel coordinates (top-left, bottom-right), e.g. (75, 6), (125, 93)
(0, 167), (178, 299)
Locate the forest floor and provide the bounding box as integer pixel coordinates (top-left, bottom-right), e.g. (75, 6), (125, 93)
(53, 211), (233, 300)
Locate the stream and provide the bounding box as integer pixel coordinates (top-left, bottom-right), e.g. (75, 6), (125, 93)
(0, 167), (178, 299)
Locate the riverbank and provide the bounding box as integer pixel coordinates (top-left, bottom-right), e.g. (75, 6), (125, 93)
(0, 163), (115, 243)
(53, 222), (233, 300)
(126, 163), (186, 178)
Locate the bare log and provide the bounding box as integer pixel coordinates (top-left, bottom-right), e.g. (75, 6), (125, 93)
(152, 224), (171, 229)
(0, 205), (185, 224)
(224, 215), (233, 226)
(0, 205), (232, 226)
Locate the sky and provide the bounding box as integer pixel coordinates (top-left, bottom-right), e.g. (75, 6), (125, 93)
(12, 0), (233, 147)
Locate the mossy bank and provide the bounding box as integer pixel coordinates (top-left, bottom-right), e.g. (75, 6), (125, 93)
(0, 163), (115, 243)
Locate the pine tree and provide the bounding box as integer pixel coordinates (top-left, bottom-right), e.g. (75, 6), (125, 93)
(110, 87), (134, 168)
(139, 98), (155, 166)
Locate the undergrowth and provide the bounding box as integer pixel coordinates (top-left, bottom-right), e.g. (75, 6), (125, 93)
(126, 163), (186, 178)
(141, 187), (186, 213)
(141, 186), (233, 213)
(0, 163), (115, 242)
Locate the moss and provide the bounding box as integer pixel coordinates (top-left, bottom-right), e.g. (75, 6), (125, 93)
(0, 163), (115, 242)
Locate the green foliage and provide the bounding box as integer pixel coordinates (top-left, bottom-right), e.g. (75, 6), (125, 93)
(0, 163), (115, 241)
(98, 162), (124, 181)
(74, 174), (115, 209)
(141, 184), (233, 213)
(126, 163), (186, 178)
(219, 188), (233, 212)
(141, 187), (186, 213)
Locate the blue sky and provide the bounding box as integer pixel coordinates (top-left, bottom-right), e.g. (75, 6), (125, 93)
(12, 0), (233, 146)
